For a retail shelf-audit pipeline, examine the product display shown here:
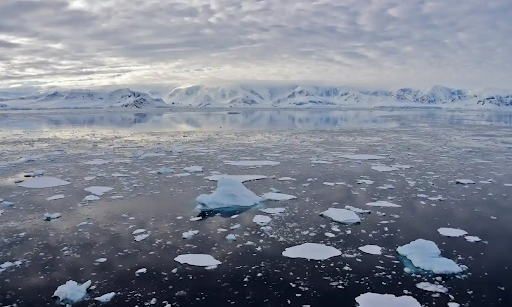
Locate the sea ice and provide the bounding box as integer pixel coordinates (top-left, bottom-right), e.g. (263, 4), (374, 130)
(84, 186), (114, 196)
(358, 245), (383, 255)
(94, 292), (116, 303)
(196, 179), (264, 209)
(397, 239), (463, 274)
(342, 154), (386, 160)
(253, 215), (272, 226)
(465, 236), (481, 242)
(132, 229), (146, 235)
(224, 160), (280, 166)
(371, 165), (398, 172)
(44, 212), (62, 220)
(83, 159), (110, 165)
(261, 192), (296, 201)
(456, 179), (475, 185)
(182, 230), (199, 239)
(83, 195), (100, 202)
(357, 180), (374, 185)
(53, 280), (92, 304)
(355, 293), (421, 307)
(156, 167), (173, 174)
(205, 174), (268, 182)
(134, 233), (150, 242)
(226, 234), (236, 241)
(259, 208), (286, 214)
(416, 282), (448, 293)
(366, 201), (401, 208)
(95, 258), (107, 263)
(17, 177), (70, 188)
(438, 228), (468, 237)
(345, 205), (371, 214)
(135, 268), (147, 275)
(320, 208), (361, 224)
(84, 176), (96, 181)
(278, 177), (296, 181)
(282, 243), (341, 260)
(174, 254), (221, 267)
(184, 166), (203, 173)
(46, 194), (65, 201)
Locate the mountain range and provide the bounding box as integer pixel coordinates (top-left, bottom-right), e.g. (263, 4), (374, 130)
(1, 85), (511, 109)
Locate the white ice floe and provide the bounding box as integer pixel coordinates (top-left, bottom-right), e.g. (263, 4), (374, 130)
(504, 184), (512, 187)
(84, 176), (96, 181)
(134, 233), (150, 242)
(278, 177), (296, 181)
(95, 258), (107, 263)
(371, 165), (399, 172)
(196, 179), (264, 209)
(111, 172), (129, 177)
(46, 194), (65, 201)
(224, 160), (280, 166)
(83, 195), (100, 202)
(135, 268), (147, 275)
(259, 208), (286, 214)
(377, 184), (395, 190)
(355, 293), (421, 307)
(1, 201), (14, 206)
(17, 177), (70, 188)
(253, 215), (272, 226)
(437, 228), (468, 237)
(397, 239), (463, 274)
(345, 205), (371, 214)
(94, 292), (116, 303)
(174, 254), (221, 267)
(282, 243), (341, 260)
(392, 164), (413, 169)
(182, 230), (199, 239)
(357, 180), (374, 185)
(456, 179), (475, 185)
(448, 303), (460, 307)
(84, 186), (114, 196)
(184, 166), (203, 173)
(465, 236), (482, 242)
(366, 201), (401, 208)
(416, 282), (448, 293)
(342, 154), (386, 160)
(261, 192), (297, 201)
(44, 212), (62, 220)
(225, 234), (236, 241)
(83, 159), (110, 165)
(320, 208), (361, 224)
(358, 245), (383, 255)
(156, 167), (173, 174)
(132, 229), (146, 235)
(53, 280), (92, 304)
(323, 182), (335, 186)
(205, 174), (268, 182)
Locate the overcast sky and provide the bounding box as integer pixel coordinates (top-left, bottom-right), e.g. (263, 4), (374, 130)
(0, 0), (511, 91)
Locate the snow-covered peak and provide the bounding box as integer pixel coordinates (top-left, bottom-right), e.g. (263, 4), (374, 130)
(396, 86), (470, 104)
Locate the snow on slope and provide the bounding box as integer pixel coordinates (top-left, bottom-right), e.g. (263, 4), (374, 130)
(1, 89), (165, 110)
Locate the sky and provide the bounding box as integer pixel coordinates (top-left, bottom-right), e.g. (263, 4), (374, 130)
(0, 0), (511, 91)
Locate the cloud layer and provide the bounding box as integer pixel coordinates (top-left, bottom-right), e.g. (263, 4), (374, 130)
(0, 0), (511, 90)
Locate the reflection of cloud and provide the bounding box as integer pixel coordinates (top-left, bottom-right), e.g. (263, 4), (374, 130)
(0, 1), (511, 89)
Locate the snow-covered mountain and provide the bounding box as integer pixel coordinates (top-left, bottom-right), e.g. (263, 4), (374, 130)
(0, 88), (165, 109)
(1, 84), (511, 110)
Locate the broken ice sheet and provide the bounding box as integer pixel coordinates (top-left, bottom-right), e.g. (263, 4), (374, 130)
(196, 179), (264, 210)
(17, 177), (70, 188)
(174, 254), (221, 267)
(282, 243), (341, 260)
(320, 208), (361, 224)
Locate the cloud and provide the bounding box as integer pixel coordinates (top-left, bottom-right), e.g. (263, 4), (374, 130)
(0, 0), (511, 90)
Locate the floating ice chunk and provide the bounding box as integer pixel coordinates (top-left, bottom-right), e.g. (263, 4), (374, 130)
(448, 303), (460, 307)
(84, 186), (113, 196)
(392, 164), (413, 169)
(111, 172), (129, 177)
(196, 179), (264, 209)
(1, 201), (14, 206)
(226, 234), (236, 241)
(174, 254), (221, 267)
(253, 215), (272, 226)
(182, 230), (199, 239)
(310, 159), (333, 164)
(83, 159), (110, 165)
(132, 229), (146, 235)
(371, 165), (399, 172)
(377, 184), (395, 190)
(156, 167), (173, 174)
(134, 233), (150, 242)
(357, 180), (374, 185)
(261, 192), (296, 201)
(135, 268), (147, 275)
(95, 258), (107, 263)
(342, 154), (386, 160)
(17, 177), (70, 188)
(465, 236), (481, 242)
(278, 177), (296, 181)
(83, 195), (100, 202)
(504, 184), (512, 187)
(397, 239), (463, 274)
(44, 212), (62, 220)
(320, 208), (361, 224)
(456, 179), (475, 185)
(366, 201), (401, 208)
(325, 232), (335, 238)
(84, 176), (96, 181)
(282, 243), (341, 260)
(438, 228), (468, 237)
(94, 292), (116, 303)
(259, 208), (286, 214)
(184, 166), (203, 173)
(358, 245), (383, 255)
(345, 205), (371, 214)
(416, 282), (448, 293)
(174, 173), (191, 177)
(323, 182), (335, 186)
(47, 194), (65, 201)
(205, 174), (268, 182)
(355, 293), (421, 307)
(53, 280), (92, 304)
(224, 160), (280, 166)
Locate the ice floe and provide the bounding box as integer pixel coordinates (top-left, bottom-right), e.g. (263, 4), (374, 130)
(196, 179), (264, 210)
(345, 205), (371, 214)
(371, 165), (398, 172)
(282, 243), (341, 260)
(456, 179), (475, 185)
(94, 292), (116, 303)
(357, 180), (374, 185)
(437, 228), (468, 237)
(17, 177), (70, 188)
(95, 258), (107, 263)
(134, 233), (150, 242)
(358, 245), (383, 255)
(135, 268), (147, 275)
(53, 280), (92, 304)
(44, 212), (62, 220)
(182, 230), (199, 239)
(83, 195), (100, 202)
(83, 159), (110, 165)
(366, 201), (401, 208)
(46, 194), (65, 201)
(224, 160), (280, 166)
(84, 186), (114, 196)
(184, 166), (203, 173)
(320, 208), (361, 224)
(416, 282), (448, 293)
(174, 254), (221, 267)
(261, 192), (296, 201)
(253, 215), (272, 226)
(259, 208), (286, 214)
(397, 239), (463, 274)
(465, 236), (481, 242)
(355, 293), (421, 307)
(205, 174), (268, 182)
(342, 154), (386, 160)
(278, 177), (296, 181)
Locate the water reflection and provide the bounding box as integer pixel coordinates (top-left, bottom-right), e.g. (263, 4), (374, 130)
(0, 109), (511, 131)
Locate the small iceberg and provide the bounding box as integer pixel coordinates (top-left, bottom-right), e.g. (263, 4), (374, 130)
(253, 215), (272, 226)
(84, 186), (114, 196)
(174, 254), (221, 267)
(44, 212), (62, 220)
(397, 239), (463, 274)
(366, 201), (401, 208)
(53, 280), (92, 305)
(320, 208), (361, 224)
(437, 228), (468, 237)
(261, 192), (296, 201)
(282, 243), (341, 260)
(196, 179), (264, 210)
(358, 245), (382, 255)
(355, 293), (421, 307)
(94, 292), (116, 303)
